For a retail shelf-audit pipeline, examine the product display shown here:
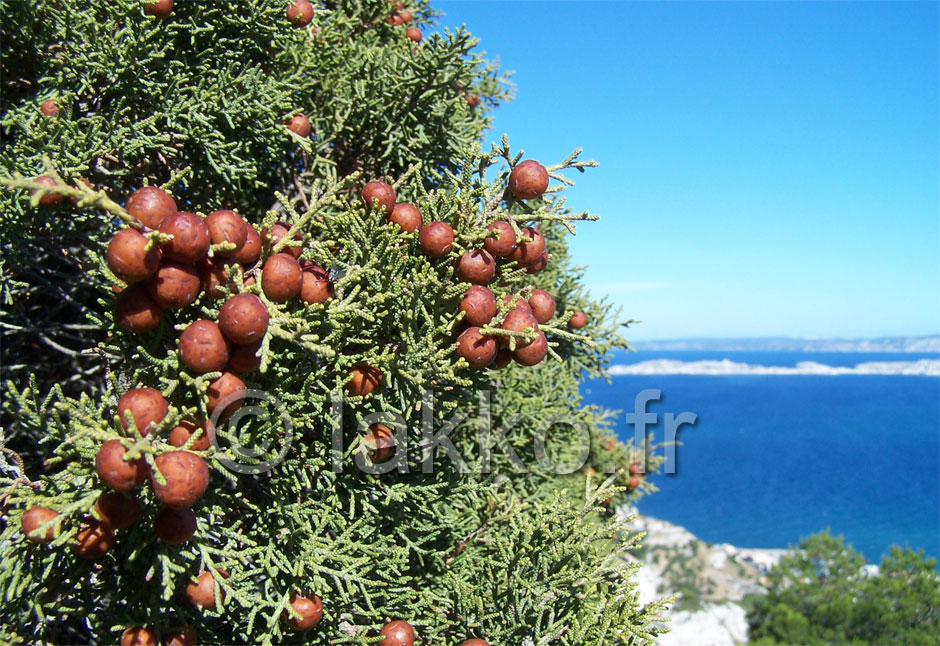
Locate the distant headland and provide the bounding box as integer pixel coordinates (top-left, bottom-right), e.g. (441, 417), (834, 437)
(631, 335), (940, 353)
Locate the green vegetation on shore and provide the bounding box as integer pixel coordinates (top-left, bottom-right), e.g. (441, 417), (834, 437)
(746, 531), (940, 645)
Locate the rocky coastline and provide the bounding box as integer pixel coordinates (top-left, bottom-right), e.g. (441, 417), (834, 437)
(622, 509), (787, 646)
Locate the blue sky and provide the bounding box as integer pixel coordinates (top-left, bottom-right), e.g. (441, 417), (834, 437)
(436, 1), (939, 341)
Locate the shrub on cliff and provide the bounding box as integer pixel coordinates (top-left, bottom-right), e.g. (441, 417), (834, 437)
(0, 1), (668, 643)
(747, 530), (940, 645)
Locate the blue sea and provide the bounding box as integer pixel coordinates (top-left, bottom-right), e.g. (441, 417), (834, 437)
(583, 350), (940, 562)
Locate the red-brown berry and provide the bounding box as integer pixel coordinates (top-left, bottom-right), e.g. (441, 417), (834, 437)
(388, 202), (422, 233)
(461, 641), (490, 646)
(262, 221), (302, 259)
(186, 570), (229, 609)
(31, 176), (62, 208)
(198, 257), (229, 299)
(95, 492), (141, 530)
(464, 93), (480, 108)
(345, 365), (383, 396)
(142, 0), (173, 19)
(492, 348), (512, 370)
(151, 451), (210, 509)
(285, 593), (324, 630)
(362, 424), (395, 462)
(234, 224), (262, 265)
(483, 221), (516, 257)
(218, 293), (269, 344)
(513, 330), (548, 366)
(418, 221), (454, 257)
(147, 261), (201, 309)
(179, 319), (230, 373)
(154, 507), (197, 545)
(499, 307), (539, 348)
(96, 439), (149, 492)
(114, 283), (163, 333)
(206, 371), (246, 420)
(455, 249), (495, 285)
(456, 327), (497, 369)
(528, 289), (555, 324)
(228, 340), (263, 374)
(405, 27), (422, 42)
(285, 112), (311, 137)
(107, 228), (162, 283)
(459, 285), (497, 327)
(568, 311), (588, 329)
(68, 176), (94, 206)
(509, 227), (545, 267)
(121, 627), (159, 646)
(168, 419), (215, 451)
(40, 99), (59, 117)
(205, 210), (248, 254)
(72, 517), (114, 559)
(162, 626), (197, 646)
(286, 0), (314, 26)
(21, 506), (59, 544)
(159, 212), (210, 264)
(127, 186), (177, 230)
(502, 293), (532, 313)
(508, 159), (549, 200)
(361, 180), (396, 217)
(299, 260), (334, 304)
(525, 250), (548, 274)
(261, 253), (302, 302)
(380, 620), (416, 646)
(117, 387), (168, 436)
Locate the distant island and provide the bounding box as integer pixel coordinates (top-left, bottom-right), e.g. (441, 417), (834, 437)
(632, 335), (939, 353)
(609, 358), (940, 376)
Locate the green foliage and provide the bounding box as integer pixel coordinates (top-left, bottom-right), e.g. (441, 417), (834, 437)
(444, 484), (667, 644)
(0, 143), (664, 644)
(747, 530), (940, 646)
(0, 0), (510, 402)
(0, 1), (669, 644)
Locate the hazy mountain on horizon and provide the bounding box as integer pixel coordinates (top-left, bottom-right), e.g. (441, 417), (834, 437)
(631, 335), (940, 353)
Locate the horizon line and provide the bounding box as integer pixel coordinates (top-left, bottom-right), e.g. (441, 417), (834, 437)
(629, 333), (940, 342)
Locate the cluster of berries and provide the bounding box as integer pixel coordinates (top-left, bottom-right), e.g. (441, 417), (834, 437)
(386, 0), (423, 43)
(356, 164), (589, 376)
(22, 380), (323, 643)
(347, 162), (588, 469)
(21, 176), (344, 641)
(20, 150), (587, 644)
(450, 160), (588, 369)
(113, 586), (320, 645)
